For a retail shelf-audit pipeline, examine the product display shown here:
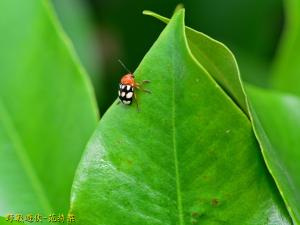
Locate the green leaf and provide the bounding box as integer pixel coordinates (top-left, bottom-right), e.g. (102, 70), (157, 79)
(143, 10), (248, 115)
(246, 85), (300, 225)
(271, 0), (300, 95)
(148, 8), (300, 224)
(0, 0), (98, 218)
(70, 9), (291, 225)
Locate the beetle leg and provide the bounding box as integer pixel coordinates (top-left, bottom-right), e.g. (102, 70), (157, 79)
(135, 83), (151, 93)
(141, 88), (151, 93)
(134, 92), (140, 112)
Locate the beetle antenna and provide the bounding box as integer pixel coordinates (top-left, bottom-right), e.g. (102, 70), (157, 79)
(118, 59), (132, 74)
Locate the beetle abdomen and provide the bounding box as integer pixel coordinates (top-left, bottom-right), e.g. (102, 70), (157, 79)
(118, 84), (134, 105)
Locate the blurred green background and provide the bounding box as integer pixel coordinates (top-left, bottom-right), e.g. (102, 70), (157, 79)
(52, 0), (284, 113)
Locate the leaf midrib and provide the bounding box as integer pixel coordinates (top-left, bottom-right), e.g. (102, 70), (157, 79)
(172, 63), (184, 224)
(0, 100), (53, 213)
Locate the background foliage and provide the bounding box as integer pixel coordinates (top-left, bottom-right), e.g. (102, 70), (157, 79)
(0, 0), (98, 220)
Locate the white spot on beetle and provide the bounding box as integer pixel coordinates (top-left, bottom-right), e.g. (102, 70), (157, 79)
(122, 100), (131, 104)
(121, 92), (126, 97)
(126, 85), (131, 91)
(126, 92), (133, 99)
(118, 90), (120, 96)
(121, 85), (126, 90)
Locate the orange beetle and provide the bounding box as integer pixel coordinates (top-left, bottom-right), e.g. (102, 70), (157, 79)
(117, 60), (150, 110)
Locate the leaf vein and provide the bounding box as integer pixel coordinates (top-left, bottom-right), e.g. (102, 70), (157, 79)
(172, 67), (184, 224)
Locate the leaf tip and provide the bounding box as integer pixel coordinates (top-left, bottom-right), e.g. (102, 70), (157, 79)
(172, 6), (185, 19)
(174, 3), (185, 13)
(142, 10), (153, 16)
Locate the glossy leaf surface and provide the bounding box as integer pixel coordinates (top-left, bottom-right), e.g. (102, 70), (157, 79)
(153, 6), (300, 223)
(70, 10), (291, 225)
